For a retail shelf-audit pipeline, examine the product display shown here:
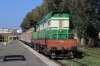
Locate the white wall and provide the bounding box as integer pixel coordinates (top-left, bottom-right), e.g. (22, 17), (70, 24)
(50, 20), (59, 30)
(63, 20), (69, 29)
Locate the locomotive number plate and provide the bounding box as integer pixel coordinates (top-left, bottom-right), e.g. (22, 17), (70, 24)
(58, 44), (63, 47)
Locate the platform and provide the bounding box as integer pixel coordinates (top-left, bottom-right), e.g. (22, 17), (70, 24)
(0, 40), (59, 66)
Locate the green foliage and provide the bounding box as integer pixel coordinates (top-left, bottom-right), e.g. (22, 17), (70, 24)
(43, 0), (69, 12)
(20, 12), (34, 32)
(20, 0), (100, 43)
(20, 0), (70, 32)
(67, 0), (100, 39)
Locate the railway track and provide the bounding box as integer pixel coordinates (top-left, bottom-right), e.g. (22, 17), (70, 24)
(47, 46), (100, 66)
(83, 50), (100, 58)
(76, 49), (100, 59)
(51, 47), (100, 66)
(72, 60), (87, 66)
(30, 44), (88, 66)
(83, 53), (99, 58)
(54, 59), (88, 66)
(25, 42), (98, 66)
(78, 46), (100, 58)
(53, 48), (100, 66)
(56, 61), (68, 66)
(78, 45), (100, 51)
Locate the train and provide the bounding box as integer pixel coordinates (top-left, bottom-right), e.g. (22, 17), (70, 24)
(19, 12), (77, 58)
(20, 28), (33, 44)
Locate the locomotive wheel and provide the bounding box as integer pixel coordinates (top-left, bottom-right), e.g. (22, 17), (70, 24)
(68, 51), (74, 59)
(38, 45), (43, 53)
(51, 52), (56, 59)
(34, 43), (36, 50)
(43, 47), (47, 55)
(31, 43), (34, 48)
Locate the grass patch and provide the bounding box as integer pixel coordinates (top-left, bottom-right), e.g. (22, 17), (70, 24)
(74, 56), (100, 66)
(57, 59), (79, 66)
(78, 48), (100, 58)
(78, 47), (100, 55)
(55, 47), (100, 66)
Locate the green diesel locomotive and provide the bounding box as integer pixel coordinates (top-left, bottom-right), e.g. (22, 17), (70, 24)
(31, 12), (77, 58)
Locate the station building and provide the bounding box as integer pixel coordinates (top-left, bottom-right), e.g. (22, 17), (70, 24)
(0, 28), (22, 42)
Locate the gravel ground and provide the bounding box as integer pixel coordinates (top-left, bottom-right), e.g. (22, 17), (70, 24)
(0, 40), (58, 66)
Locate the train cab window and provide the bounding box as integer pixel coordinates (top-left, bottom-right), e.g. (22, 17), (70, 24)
(59, 13), (63, 17)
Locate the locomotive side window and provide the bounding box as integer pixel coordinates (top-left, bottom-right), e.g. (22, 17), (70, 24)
(43, 24), (44, 28)
(48, 20), (50, 26)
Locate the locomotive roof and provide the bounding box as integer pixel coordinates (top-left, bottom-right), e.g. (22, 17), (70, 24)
(37, 12), (52, 25)
(36, 12), (69, 26)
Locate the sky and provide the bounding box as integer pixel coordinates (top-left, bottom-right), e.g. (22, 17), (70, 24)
(0, 0), (43, 29)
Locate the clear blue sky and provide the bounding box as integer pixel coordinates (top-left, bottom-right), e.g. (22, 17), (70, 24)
(0, 0), (43, 29)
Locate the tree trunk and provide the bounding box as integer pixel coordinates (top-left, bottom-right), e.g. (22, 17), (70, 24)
(73, 32), (81, 45)
(94, 38), (98, 47)
(88, 38), (94, 47)
(80, 38), (86, 45)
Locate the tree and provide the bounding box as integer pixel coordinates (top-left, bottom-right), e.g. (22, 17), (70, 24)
(20, 0), (70, 32)
(43, 0), (69, 12)
(20, 12), (34, 32)
(20, 0), (100, 46)
(67, 0), (100, 46)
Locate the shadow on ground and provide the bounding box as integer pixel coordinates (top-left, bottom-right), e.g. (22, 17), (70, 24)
(3, 55), (26, 62)
(74, 51), (84, 59)
(0, 49), (3, 50)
